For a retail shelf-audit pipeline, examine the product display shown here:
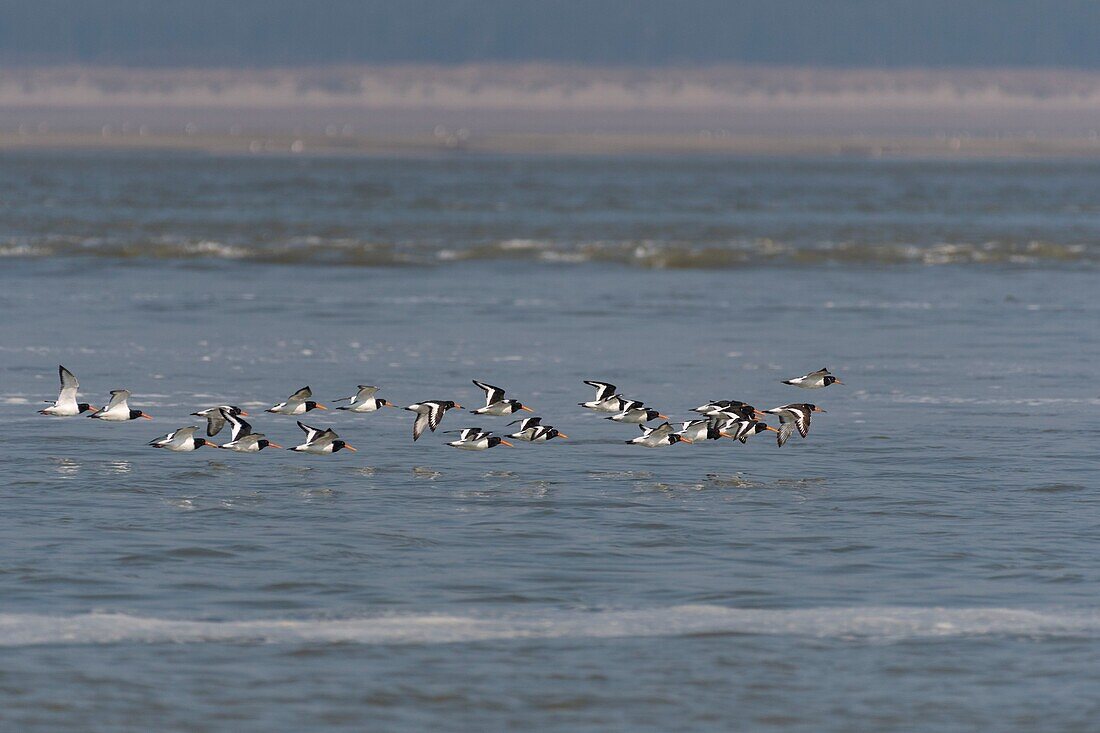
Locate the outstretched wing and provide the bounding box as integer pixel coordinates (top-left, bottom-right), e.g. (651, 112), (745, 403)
(647, 422), (674, 440)
(104, 389), (131, 411)
(222, 408), (252, 441)
(412, 409), (430, 441)
(204, 411), (227, 437)
(776, 422), (796, 447)
(427, 402), (449, 431)
(584, 380), (617, 402)
(297, 421), (324, 443)
(287, 386), (312, 402)
(472, 380), (506, 406)
(507, 416), (541, 430)
(54, 365), (80, 409)
(355, 385), (380, 400)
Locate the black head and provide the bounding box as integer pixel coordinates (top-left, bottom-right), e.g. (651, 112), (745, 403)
(706, 427), (722, 440)
(751, 422), (769, 435)
(378, 398), (389, 407)
(668, 434), (685, 445)
(332, 440), (349, 452)
(129, 409), (152, 420)
(195, 438), (209, 448)
(78, 403), (93, 413)
(305, 401), (319, 411)
(823, 376), (839, 386)
(441, 401), (457, 410)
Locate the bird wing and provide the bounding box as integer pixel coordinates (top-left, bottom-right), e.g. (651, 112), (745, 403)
(175, 426), (198, 440)
(204, 411), (227, 437)
(584, 380), (617, 401)
(56, 365), (79, 407)
(311, 429), (339, 447)
(412, 409), (430, 441)
(104, 389), (131, 411)
(812, 367), (831, 375)
(296, 421), (324, 443)
(355, 385), (380, 400)
(777, 422), (797, 447)
(472, 380), (506, 406)
(287, 386), (312, 402)
(235, 434), (262, 449)
(647, 422), (674, 440)
(221, 408), (252, 441)
(617, 398), (645, 411)
(427, 402), (449, 431)
(507, 416), (541, 429)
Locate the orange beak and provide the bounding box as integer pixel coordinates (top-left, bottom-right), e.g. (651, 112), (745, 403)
(754, 410), (767, 419)
(765, 425), (779, 432)
(385, 403), (398, 408)
(315, 404), (328, 410)
(521, 405), (535, 412)
(239, 410), (250, 416)
(834, 380), (844, 386)
(267, 442), (283, 449)
(500, 440), (514, 447)
(344, 444), (357, 452)
(556, 432), (569, 439)
(720, 432), (736, 439)
(813, 407), (826, 413)
(202, 442), (218, 448)
(658, 413), (669, 419)
(140, 413), (153, 419)
(680, 437), (694, 444)
(453, 404), (463, 409)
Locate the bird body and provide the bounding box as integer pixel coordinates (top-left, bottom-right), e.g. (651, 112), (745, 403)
(471, 380), (533, 415)
(606, 407), (667, 424)
(288, 421), (356, 454)
(89, 389), (151, 421)
(446, 428), (513, 450)
(148, 426), (214, 451)
(627, 422), (691, 447)
(335, 385), (396, 412)
(783, 368), (842, 389)
(267, 386), (327, 415)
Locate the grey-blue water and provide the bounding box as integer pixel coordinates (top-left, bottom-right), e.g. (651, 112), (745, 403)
(1, 153), (1099, 731)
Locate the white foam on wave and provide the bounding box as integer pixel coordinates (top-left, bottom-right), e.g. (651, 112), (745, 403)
(1, 606), (1098, 648)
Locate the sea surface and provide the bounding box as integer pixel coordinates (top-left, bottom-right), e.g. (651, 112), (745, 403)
(1, 152), (1099, 731)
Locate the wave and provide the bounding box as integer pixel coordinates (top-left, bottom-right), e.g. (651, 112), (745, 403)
(2, 605), (1099, 647)
(1, 237), (1096, 269)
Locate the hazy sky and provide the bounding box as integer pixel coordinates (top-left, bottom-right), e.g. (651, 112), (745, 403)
(4, 0), (1100, 68)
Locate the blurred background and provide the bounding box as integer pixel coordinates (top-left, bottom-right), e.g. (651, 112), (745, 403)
(5, 0), (1100, 153)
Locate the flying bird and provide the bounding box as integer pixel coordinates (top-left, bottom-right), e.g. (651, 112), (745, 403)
(626, 422), (691, 447)
(470, 380), (534, 416)
(39, 365), (96, 416)
(266, 386), (327, 415)
(782, 368), (842, 389)
(508, 416), (568, 442)
(288, 421), (356, 454)
(579, 380), (640, 413)
(88, 390), (152, 421)
(148, 426), (215, 451)
(404, 400), (461, 441)
(605, 407), (667, 424)
(190, 405), (247, 436)
(445, 428), (513, 451)
(762, 403), (826, 445)
(334, 385), (397, 412)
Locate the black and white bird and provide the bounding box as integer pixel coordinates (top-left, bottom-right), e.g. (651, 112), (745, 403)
(676, 419), (729, 442)
(605, 406), (668, 424)
(782, 368), (843, 389)
(470, 380), (534, 416)
(445, 428), (513, 451)
(762, 403), (825, 446)
(88, 390), (152, 421)
(215, 408), (281, 452)
(692, 400), (766, 420)
(508, 417), (568, 442)
(266, 386), (327, 415)
(148, 426), (215, 451)
(579, 380), (641, 413)
(404, 400), (462, 441)
(715, 417), (779, 444)
(626, 421), (691, 447)
(288, 421), (356, 454)
(190, 405), (248, 436)
(334, 385), (396, 412)
(39, 365), (96, 416)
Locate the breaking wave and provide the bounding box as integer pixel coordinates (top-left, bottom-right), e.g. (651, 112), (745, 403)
(2, 605), (1099, 647)
(0, 236), (1095, 269)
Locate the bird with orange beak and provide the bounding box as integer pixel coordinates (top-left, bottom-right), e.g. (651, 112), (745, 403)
(470, 380), (535, 416)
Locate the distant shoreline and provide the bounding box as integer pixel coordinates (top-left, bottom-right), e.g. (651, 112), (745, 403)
(5, 130), (1100, 159)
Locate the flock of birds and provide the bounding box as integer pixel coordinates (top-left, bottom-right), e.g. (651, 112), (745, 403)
(37, 366), (843, 454)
